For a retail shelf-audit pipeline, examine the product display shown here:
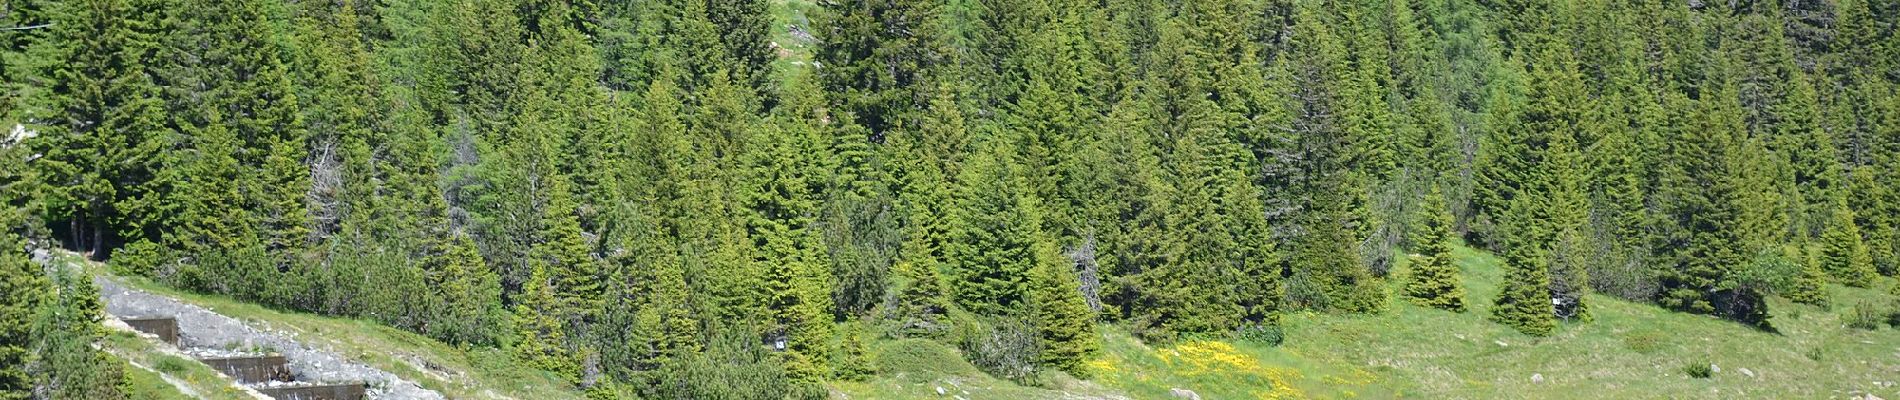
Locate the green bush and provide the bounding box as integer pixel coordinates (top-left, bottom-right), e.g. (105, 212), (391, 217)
(154, 356), (191, 374)
(1888, 303), (1900, 328)
(647, 327), (824, 400)
(950, 312), (1040, 385)
(1844, 301), (1883, 330)
(108, 240), (168, 277)
(1236, 323), (1285, 347)
(1682, 361), (1712, 378)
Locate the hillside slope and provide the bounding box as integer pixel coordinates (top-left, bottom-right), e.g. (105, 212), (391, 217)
(842, 244), (1900, 399)
(65, 254), (581, 400)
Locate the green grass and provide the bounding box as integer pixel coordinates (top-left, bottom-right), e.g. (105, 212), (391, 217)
(102, 330), (256, 400)
(70, 241), (1900, 400)
(842, 244), (1900, 399)
(1270, 245), (1900, 399)
(69, 254), (585, 400)
(118, 353), (198, 400)
(767, 0), (820, 84)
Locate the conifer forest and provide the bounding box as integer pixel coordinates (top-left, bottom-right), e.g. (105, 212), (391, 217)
(3, 0), (1900, 398)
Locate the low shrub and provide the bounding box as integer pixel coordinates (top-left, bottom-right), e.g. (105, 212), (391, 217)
(951, 311), (1040, 384)
(1235, 323), (1285, 347)
(1682, 361), (1712, 378)
(108, 240), (168, 277)
(154, 356), (191, 374)
(1844, 301), (1883, 330)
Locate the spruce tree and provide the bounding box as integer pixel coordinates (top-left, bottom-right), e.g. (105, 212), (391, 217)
(1847, 167), (1897, 276)
(1404, 187), (1466, 312)
(1490, 241), (1555, 336)
(429, 234), (503, 346)
(1280, 2), (1383, 315)
(1545, 130), (1591, 321)
(28, 0), (167, 258)
(513, 261), (579, 381)
(742, 119), (835, 383)
(632, 230), (699, 377)
(889, 95), (957, 337)
(1787, 248), (1831, 307)
(814, 0), (935, 136)
(1029, 239), (1099, 378)
(1655, 82), (1772, 329)
(1820, 195), (1878, 287)
(30, 269), (128, 400)
(0, 223), (39, 399)
(892, 259), (950, 337)
(944, 141), (1040, 316)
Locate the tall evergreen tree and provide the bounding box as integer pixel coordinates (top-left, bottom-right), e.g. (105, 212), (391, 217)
(1490, 195), (1556, 336)
(1404, 186), (1466, 312)
(742, 120), (836, 382)
(944, 141), (1040, 316)
(1654, 82), (1772, 329)
(0, 213), (38, 400)
(1786, 247), (1831, 307)
(1847, 167), (1897, 276)
(1280, 2), (1382, 315)
(814, 0), (935, 138)
(1029, 239), (1099, 378)
(29, 269), (128, 400)
(513, 259), (580, 381)
(1819, 195), (1877, 287)
(27, 0), (167, 258)
(429, 234), (503, 346)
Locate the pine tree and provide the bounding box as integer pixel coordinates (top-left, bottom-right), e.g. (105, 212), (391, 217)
(1280, 2), (1382, 315)
(832, 320), (875, 380)
(0, 221), (39, 400)
(157, 110), (258, 288)
(944, 141), (1040, 316)
(1404, 186), (1466, 312)
(1490, 240), (1555, 336)
(1655, 81), (1772, 329)
(1847, 167), (1897, 276)
(1787, 248), (1831, 307)
(892, 259), (950, 337)
(513, 261), (579, 381)
(705, 0), (774, 92)
(1545, 129), (1591, 322)
(27, 0), (168, 258)
(814, 0), (935, 137)
(633, 231), (699, 376)
(429, 234), (503, 346)
(30, 269), (128, 400)
(1819, 195), (1877, 287)
(743, 118), (835, 383)
(1029, 239), (1099, 378)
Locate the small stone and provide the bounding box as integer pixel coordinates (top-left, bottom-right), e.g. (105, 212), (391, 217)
(1530, 374), (1544, 384)
(1709, 364), (1720, 374)
(1170, 388), (1202, 400)
(935, 387), (945, 396)
(1739, 368), (1755, 378)
(1494, 340), (1509, 347)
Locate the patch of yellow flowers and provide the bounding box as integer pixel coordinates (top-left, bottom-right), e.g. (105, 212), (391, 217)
(1154, 341), (1307, 399)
